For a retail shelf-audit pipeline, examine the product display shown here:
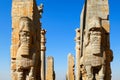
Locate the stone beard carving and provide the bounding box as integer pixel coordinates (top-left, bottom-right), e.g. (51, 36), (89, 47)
(80, 17), (106, 80)
(84, 28), (103, 66)
(16, 17), (36, 80)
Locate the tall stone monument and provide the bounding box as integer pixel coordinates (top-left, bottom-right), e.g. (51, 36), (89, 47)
(75, 28), (81, 80)
(76, 0), (113, 80)
(67, 0), (113, 80)
(46, 56), (55, 80)
(11, 0), (55, 80)
(66, 53), (75, 80)
(41, 29), (46, 80)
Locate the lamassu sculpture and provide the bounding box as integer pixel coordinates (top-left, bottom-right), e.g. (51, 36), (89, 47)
(16, 17), (37, 80)
(80, 17), (105, 80)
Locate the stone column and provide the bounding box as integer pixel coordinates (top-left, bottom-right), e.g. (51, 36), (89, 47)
(46, 56), (55, 80)
(67, 53), (75, 80)
(41, 29), (46, 80)
(75, 28), (80, 80)
(11, 0), (42, 80)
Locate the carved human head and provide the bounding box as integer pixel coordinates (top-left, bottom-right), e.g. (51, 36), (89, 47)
(19, 17), (33, 45)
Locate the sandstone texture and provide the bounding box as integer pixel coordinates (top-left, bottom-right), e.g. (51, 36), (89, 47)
(11, 0), (55, 80)
(66, 53), (75, 80)
(67, 0), (113, 80)
(46, 56), (55, 80)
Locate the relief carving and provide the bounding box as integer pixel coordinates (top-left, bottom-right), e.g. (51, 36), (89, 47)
(16, 17), (36, 80)
(80, 17), (105, 80)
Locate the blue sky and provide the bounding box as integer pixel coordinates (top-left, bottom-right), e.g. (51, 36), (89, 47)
(0, 0), (120, 80)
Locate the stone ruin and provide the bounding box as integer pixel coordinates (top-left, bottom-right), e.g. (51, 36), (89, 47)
(67, 0), (113, 80)
(46, 56), (55, 80)
(11, 0), (55, 80)
(66, 53), (75, 80)
(10, 0), (113, 80)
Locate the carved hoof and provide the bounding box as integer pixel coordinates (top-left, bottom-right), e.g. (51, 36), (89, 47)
(99, 74), (104, 80)
(17, 71), (23, 80)
(87, 74), (93, 80)
(29, 76), (34, 80)
(99, 77), (104, 80)
(18, 76), (23, 80)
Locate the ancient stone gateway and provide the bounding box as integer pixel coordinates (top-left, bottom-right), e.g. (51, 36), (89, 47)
(11, 0), (41, 79)
(11, 0), (55, 80)
(11, 0), (113, 80)
(67, 0), (113, 80)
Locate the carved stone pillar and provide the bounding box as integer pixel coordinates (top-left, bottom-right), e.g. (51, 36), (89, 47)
(75, 28), (80, 80)
(67, 53), (75, 80)
(41, 29), (46, 80)
(46, 56), (55, 80)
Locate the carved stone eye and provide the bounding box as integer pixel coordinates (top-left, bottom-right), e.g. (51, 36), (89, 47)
(91, 28), (95, 31)
(20, 32), (26, 36)
(26, 32), (30, 37)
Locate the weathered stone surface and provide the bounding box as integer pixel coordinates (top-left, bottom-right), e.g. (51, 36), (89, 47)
(75, 28), (81, 80)
(86, 0), (110, 33)
(67, 53), (75, 80)
(11, 0), (42, 80)
(11, 0), (38, 59)
(41, 29), (46, 80)
(71, 0), (113, 80)
(16, 17), (37, 80)
(46, 56), (55, 80)
(11, 0), (55, 80)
